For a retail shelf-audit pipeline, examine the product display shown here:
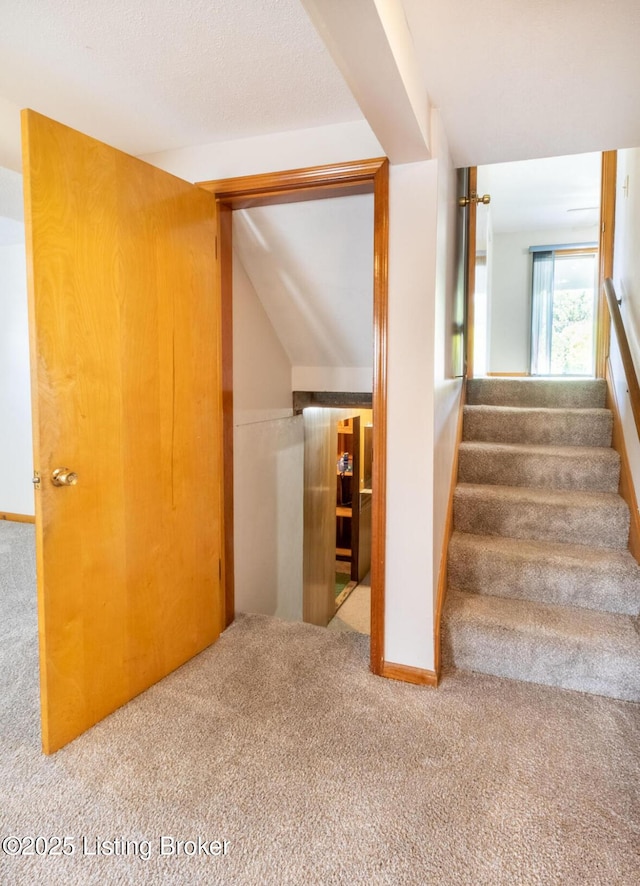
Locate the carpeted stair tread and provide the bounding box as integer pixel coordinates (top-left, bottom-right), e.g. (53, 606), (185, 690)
(442, 589), (640, 702)
(458, 441), (620, 492)
(454, 483), (629, 549)
(448, 531), (640, 615)
(462, 405), (612, 447)
(466, 377), (606, 408)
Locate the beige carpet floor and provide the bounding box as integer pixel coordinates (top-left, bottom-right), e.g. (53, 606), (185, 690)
(2, 523), (640, 885)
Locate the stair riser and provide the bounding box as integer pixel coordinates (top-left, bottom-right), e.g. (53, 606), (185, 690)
(463, 409), (612, 447)
(442, 620), (640, 702)
(453, 493), (629, 549)
(448, 545), (640, 615)
(458, 449), (620, 492)
(466, 378), (606, 408)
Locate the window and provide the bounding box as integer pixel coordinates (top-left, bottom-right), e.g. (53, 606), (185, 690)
(530, 248), (597, 376)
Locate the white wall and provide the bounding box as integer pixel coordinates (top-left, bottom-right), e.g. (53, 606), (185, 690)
(232, 254), (303, 621)
(612, 147), (640, 500)
(385, 121), (461, 672)
(140, 120), (383, 183)
(489, 225), (599, 373)
(145, 116), (452, 672)
(384, 161), (438, 669)
(0, 241), (33, 516)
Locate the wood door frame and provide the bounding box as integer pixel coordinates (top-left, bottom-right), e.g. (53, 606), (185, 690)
(197, 158), (389, 675)
(469, 154), (616, 380)
(596, 150), (617, 378)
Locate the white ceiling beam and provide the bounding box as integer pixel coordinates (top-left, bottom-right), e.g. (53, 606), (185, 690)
(300, 0), (431, 163)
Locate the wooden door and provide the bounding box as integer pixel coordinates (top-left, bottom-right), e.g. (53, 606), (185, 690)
(22, 110), (224, 754)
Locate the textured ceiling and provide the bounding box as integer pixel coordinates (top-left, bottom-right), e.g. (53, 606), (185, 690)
(0, 0), (362, 162)
(1, 0), (639, 174)
(233, 195), (374, 370)
(403, 0), (640, 166)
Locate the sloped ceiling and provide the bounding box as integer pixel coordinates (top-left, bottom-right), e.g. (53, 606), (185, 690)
(233, 194), (374, 371)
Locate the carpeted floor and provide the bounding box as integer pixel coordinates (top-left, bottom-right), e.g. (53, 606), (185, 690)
(1, 522), (640, 885)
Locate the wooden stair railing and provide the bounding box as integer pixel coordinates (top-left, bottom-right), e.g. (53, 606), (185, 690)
(603, 277), (640, 561)
(604, 278), (640, 440)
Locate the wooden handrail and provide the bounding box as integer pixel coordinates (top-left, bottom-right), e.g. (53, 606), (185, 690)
(604, 277), (640, 440)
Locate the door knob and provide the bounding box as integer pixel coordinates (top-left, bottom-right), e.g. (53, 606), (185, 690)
(458, 192), (491, 207)
(51, 468), (78, 487)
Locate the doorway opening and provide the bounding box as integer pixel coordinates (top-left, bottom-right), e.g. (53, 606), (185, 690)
(197, 159), (389, 675)
(471, 152), (604, 378)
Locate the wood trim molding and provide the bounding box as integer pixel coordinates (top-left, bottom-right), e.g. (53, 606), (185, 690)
(605, 358), (640, 561)
(604, 279), (640, 441)
(218, 204), (234, 628)
(369, 159), (389, 675)
(0, 512), (35, 524)
(381, 661), (438, 687)
(197, 158), (386, 208)
(198, 158), (389, 676)
(596, 151), (617, 378)
(485, 371), (530, 377)
(433, 380), (466, 679)
(433, 380), (467, 680)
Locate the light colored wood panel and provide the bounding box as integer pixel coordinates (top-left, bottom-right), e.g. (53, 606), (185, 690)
(381, 661), (438, 687)
(0, 513), (35, 523)
(605, 359), (640, 561)
(22, 110), (224, 754)
(433, 381), (466, 678)
(485, 372), (530, 377)
(303, 408), (337, 626)
(596, 151), (617, 378)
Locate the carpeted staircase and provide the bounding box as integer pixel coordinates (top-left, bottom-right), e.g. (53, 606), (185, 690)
(442, 377), (640, 702)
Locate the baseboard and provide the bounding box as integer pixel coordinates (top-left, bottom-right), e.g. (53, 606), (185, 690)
(0, 512), (35, 524)
(381, 661), (438, 687)
(433, 380), (466, 679)
(605, 359), (640, 562)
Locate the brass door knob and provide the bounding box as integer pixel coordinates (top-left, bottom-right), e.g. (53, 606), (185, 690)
(458, 193), (491, 207)
(51, 468), (78, 487)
